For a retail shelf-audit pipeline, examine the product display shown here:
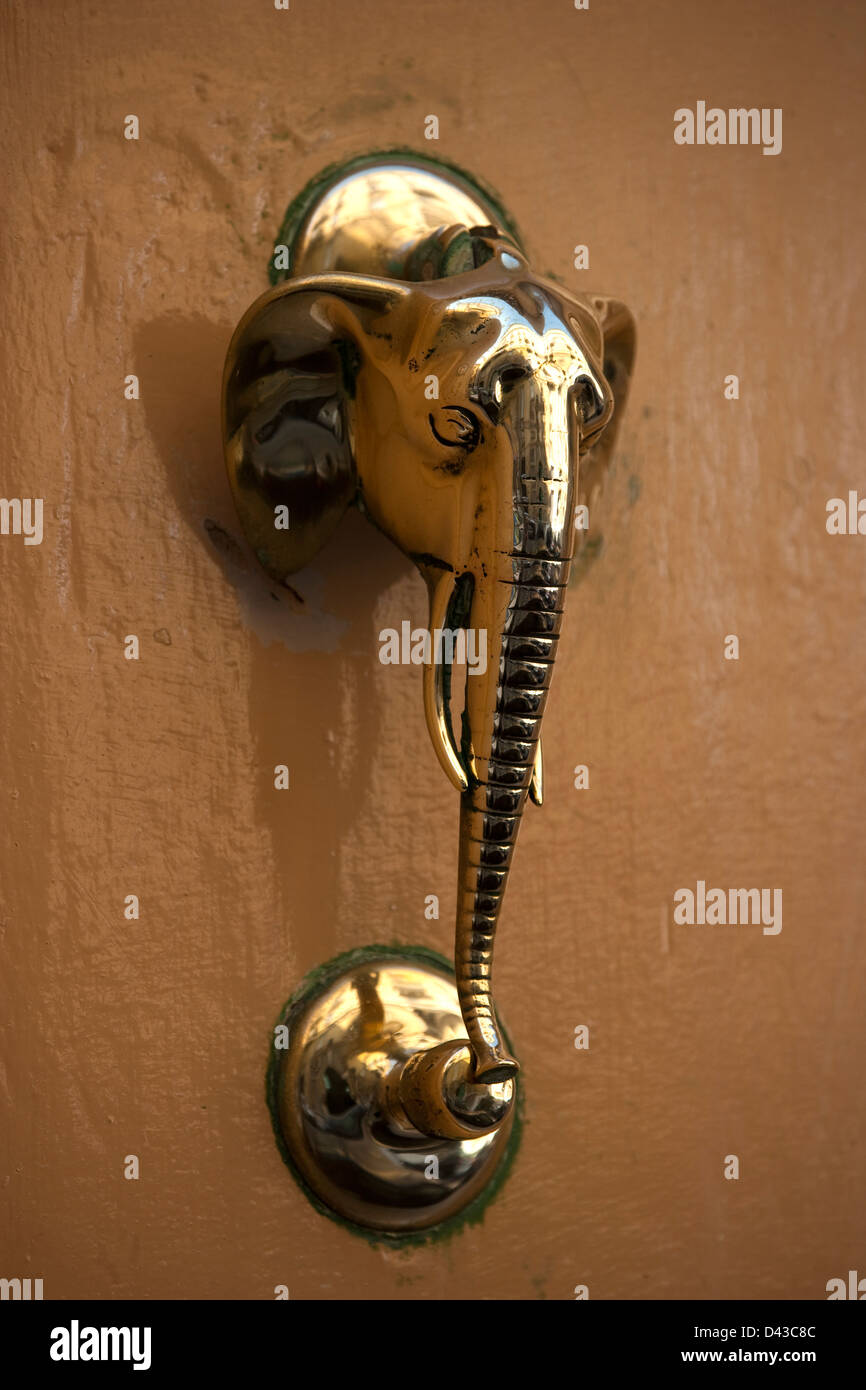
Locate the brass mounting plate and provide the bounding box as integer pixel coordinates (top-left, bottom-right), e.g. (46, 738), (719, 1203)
(270, 953), (516, 1234)
(277, 153), (512, 281)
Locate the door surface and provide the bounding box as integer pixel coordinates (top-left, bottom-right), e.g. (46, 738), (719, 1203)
(1, 0), (864, 1300)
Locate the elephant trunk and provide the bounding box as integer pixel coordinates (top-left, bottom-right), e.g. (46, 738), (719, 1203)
(455, 381), (577, 1083)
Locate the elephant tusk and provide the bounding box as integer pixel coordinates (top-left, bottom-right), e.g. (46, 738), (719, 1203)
(423, 572), (469, 793)
(529, 737), (543, 806)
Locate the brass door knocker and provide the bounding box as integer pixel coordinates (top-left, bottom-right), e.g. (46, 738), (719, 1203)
(222, 153), (635, 1233)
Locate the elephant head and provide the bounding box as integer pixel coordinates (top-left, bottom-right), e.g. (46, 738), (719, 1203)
(223, 228), (634, 1084)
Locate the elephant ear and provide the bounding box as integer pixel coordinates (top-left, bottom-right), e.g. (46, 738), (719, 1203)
(222, 274), (407, 584)
(576, 296), (637, 520)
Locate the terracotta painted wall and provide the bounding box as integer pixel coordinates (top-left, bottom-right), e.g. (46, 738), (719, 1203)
(1, 0), (864, 1300)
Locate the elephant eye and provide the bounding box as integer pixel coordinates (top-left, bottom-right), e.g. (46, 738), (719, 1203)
(574, 377), (610, 435)
(429, 406), (481, 451)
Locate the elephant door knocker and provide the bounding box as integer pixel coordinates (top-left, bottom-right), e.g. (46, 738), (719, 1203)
(222, 153), (635, 1234)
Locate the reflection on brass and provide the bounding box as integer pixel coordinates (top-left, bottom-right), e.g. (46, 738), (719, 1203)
(275, 956), (514, 1233)
(224, 154), (634, 1230)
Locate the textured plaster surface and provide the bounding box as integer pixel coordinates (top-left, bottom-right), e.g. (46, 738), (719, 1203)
(1, 0), (864, 1299)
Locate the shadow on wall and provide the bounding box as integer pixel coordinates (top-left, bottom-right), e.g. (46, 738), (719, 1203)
(133, 312), (413, 971)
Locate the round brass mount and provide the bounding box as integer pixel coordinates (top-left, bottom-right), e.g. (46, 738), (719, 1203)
(270, 953), (516, 1234)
